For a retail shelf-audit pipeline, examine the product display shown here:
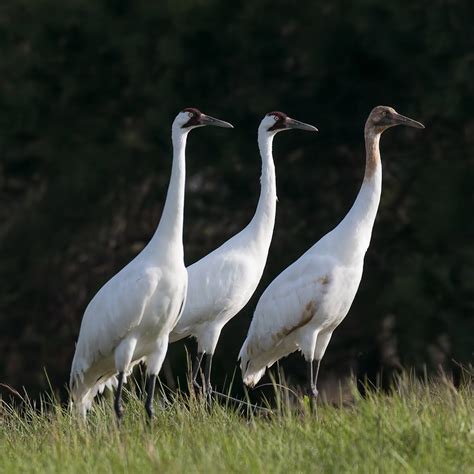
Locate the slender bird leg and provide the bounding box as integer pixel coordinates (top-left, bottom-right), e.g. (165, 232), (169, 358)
(114, 371), (125, 421)
(306, 360), (317, 398)
(312, 359), (321, 398)
(305, 360), (319, 414)
(145, 374), (156, 421)
(305, 359), (321, 399)
(204, 353), (213, 406)
(192, 352), (204, 392)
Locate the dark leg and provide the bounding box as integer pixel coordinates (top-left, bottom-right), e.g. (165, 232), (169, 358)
(306, 359), (319, 398)
(312, 359), (321, 397)
(145, 374), (156, 420)
(306, 360), (315, 398)
(114, 371), (125, 421)
(192, 352), (204, 391)
(204, 353), (213, 404)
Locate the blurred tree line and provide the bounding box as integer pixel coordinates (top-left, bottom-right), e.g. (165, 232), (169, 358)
(0, 0), (472, 399)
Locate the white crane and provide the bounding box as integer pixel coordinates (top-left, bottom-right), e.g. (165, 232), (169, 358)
(70, 108), (233, 419)
(240, 106), (424, 399)
(169, 112), (318, 400)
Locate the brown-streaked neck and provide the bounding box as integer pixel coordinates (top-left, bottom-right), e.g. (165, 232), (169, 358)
(363, 127), (381, 181)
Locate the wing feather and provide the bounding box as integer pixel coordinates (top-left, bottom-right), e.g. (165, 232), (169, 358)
(70, 266), (161, 382)
(240, 254), (336, 364)
(172, 249), (258, 337)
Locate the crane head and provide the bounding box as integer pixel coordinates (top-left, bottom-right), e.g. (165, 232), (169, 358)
(261, 111), (318, 133)
(366, 106), (424, 133)
(174, 108), (234, 130)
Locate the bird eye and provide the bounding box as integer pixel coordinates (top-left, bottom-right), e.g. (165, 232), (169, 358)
(188, 112), (194, 118)
(273, 115), (279, 121)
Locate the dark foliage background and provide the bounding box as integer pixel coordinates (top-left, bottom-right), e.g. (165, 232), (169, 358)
(0, 0), (472, 399)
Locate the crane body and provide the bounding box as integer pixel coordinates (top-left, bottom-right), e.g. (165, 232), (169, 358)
(70, 109), (233, 419)
(240, 106), (424, 396)
(170, 112), (318, 397)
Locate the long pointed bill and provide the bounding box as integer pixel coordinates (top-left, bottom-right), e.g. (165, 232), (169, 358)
(393, 113), (425, 129)
(200, 114), (234, 128)
(286, 118), (318, 132)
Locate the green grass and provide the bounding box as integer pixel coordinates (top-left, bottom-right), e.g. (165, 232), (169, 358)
(1, 374), (473, 474)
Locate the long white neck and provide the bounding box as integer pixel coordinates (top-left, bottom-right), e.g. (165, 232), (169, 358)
(245, 128), (277, 252)
(329, 128), (382, 261)
(145, 126), (188, 261)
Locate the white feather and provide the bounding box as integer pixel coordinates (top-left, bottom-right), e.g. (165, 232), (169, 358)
(240, 106), (423, 388)
(69, 111), (200, 416)
(169, 113), (317, 366)
(240, 119), (384, 387)
(169, 115), (279, 354)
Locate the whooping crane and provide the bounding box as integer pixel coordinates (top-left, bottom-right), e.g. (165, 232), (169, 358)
(169, 112), (318, 400)
(70, 108), (233, 420)
(239, 106), (424, 399)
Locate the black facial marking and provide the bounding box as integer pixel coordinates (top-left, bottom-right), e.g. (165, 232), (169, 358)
(182, 107), (203, 128)
(267, 111), (288, 131)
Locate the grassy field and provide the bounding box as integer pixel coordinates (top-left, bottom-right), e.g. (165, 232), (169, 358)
(1, 374), (472, 474)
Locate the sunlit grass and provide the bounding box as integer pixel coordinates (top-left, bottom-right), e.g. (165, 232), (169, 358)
(1, 372), (472, 473)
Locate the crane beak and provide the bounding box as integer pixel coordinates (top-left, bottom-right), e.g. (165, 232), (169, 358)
(286, 118), (318, 132)
(392, 112), (425, 129)
(200, 114), (234, 128)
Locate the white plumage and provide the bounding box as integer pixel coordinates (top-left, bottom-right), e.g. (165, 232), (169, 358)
(169, 112), (318, 395)
(69, 108), (233, 418)
(240, 106), (424, 396)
